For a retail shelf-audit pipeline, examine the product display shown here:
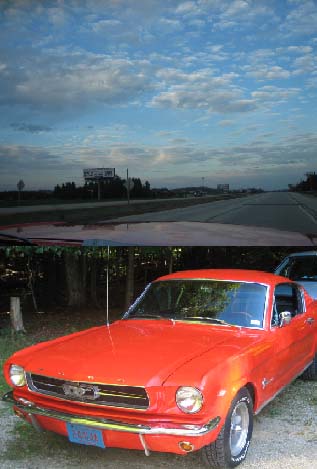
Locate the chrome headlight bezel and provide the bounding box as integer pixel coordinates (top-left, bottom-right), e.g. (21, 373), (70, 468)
(176, 386), (203, 413)
(9, 364), (26, 387)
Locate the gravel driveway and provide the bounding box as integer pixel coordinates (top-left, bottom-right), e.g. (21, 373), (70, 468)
(1, 379), (317, 469)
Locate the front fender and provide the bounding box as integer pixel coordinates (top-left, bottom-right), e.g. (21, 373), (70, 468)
(163, 345), (263, 425)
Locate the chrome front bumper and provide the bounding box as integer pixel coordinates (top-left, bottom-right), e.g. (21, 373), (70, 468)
(2, 391), (220, 437)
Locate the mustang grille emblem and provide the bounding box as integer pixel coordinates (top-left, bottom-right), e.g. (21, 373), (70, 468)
(62, 383), (100, 400)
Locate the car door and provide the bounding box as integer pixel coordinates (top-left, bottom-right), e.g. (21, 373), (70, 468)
(269, 283), (315, 390)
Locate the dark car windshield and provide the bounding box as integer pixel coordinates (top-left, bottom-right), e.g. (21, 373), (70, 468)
(278, 256), (317, 282)
(125, 279), (267, 328)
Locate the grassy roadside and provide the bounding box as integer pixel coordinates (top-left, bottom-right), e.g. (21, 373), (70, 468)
(0, 194), (245, 225)
(0, 198), (101, 208)
(0, 331), (34, 396)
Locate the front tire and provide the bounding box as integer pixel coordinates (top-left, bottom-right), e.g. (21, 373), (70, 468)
(201, 387), (253, 468)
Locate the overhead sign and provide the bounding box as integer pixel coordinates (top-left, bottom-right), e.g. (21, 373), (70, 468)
(83, 168), (115, 180)
(217, 184), (229, 192)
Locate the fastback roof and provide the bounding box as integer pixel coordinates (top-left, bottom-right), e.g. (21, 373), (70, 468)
(156, 269), (290, 285)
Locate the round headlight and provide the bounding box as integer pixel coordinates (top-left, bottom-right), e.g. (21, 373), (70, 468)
(176, 386), (203, 413)
(9, 364), (26, 387)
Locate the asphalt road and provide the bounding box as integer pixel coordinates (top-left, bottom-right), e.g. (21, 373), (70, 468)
(110, 192), (317, 234)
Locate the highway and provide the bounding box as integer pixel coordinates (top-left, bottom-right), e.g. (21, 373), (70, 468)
(110, 192), (317, 234)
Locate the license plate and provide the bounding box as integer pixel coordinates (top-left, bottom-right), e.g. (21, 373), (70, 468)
(66, 423), (105, 449)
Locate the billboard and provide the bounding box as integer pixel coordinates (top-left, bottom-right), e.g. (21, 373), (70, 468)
(83, 168), (115, 180)
(217, 184), (229, 192)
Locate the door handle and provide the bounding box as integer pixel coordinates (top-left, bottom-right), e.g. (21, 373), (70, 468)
(305, 317), (315, 325)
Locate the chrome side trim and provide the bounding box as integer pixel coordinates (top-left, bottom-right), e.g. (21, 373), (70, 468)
(2, 391), (220, 437)
(255, 360), (313, 415)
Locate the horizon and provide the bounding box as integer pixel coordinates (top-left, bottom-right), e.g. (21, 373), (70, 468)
(1, 0), (316, 191)
(0, 178), (283, 193)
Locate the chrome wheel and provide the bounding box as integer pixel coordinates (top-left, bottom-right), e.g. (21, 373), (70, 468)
(229, 401), (249, 457)
(201, 387), (253, 468)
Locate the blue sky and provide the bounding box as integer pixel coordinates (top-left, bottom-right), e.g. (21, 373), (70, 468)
(0, 0), (317, 191)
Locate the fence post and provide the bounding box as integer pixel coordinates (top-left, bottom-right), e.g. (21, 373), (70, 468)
(10, 297), (25, 332)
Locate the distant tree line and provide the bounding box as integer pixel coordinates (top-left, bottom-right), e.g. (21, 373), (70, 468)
(0, 176), (151, 202)
(54, 176), (151, 200)
(291, 172), (317, 192)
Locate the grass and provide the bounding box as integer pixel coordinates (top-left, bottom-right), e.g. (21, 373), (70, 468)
(0, 194), (244, 225)
(0, 198), (99, 208)
(4, 421), (73, 460)
(1, 419), (97, 462)
(0, 329), (35, 395)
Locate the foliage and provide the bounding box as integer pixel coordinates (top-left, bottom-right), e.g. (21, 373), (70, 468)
(53, 176), (151, 200)
(0, 246), (311, 325)
(291, 172), (317, 192)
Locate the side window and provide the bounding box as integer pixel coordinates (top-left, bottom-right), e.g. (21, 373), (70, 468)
(272, 283), (305, 326)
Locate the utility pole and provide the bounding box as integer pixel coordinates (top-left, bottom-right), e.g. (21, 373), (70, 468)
(127, 168), (130, 205)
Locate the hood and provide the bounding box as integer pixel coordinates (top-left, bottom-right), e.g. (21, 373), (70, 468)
(0, 221), (316, 246)
(13, 320), (250, 387)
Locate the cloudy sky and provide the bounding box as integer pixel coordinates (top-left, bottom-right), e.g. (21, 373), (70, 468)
(0, 0), (317, 191)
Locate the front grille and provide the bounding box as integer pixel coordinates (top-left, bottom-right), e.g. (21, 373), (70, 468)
(26, 373), (149, 409)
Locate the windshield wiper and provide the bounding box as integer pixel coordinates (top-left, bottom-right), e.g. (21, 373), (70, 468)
(180, 316), (230, 325)
(127, 314), (165, 320)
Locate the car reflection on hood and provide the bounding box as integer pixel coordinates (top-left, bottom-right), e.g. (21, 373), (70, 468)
(0, 221), (316, 246)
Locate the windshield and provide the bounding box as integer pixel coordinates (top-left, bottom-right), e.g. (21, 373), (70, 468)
(279, 256), (317, 282)
(125, 280), (267, 328)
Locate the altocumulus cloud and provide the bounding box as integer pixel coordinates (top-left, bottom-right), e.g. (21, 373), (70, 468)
(0, 50), (152, 112)
(151, 69), (257, 113)
(0, 145), (78, 173)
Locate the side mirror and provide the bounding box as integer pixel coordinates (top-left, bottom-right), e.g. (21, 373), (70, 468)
(279, 311), (292, 327)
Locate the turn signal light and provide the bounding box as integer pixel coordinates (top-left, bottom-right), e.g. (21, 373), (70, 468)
(179, 441), (194, 452)
(14, 408), (25, 419)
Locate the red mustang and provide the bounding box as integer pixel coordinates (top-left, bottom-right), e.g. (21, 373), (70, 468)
(3, 270), (317, 468)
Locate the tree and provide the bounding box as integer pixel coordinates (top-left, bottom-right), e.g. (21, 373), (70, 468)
(64, 250), (87, 307)
(125, 247), (135, 309)
(144, 180), (151, 195)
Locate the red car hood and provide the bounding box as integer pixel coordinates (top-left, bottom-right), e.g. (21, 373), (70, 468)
(1, 221), (316, 246)
(16, 320), (249, 387)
